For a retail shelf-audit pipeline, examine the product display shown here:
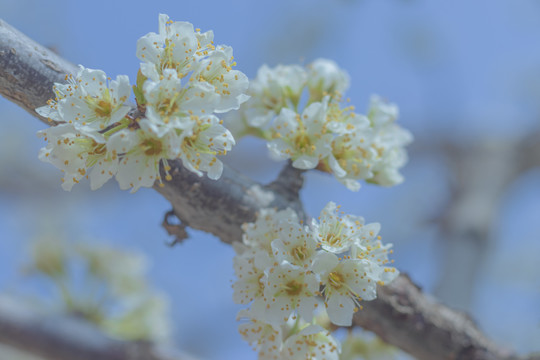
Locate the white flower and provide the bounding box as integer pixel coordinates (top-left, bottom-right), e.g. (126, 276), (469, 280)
(134, 14), (247, 182)
(178, 115), (235, 180)
(37, 66), (131, 137)
(307, 58), (350, 100)
(38, 14), (247, 192)
(281, 325), (340, 360)
(323, 102), (376, 191)
(234, 203), (398, 358)
(271, 222), (319, 269)
(351, 223), (399, 285)
(242, 208), (300, 255)
(365, 95), (413, 187)
(326, 131), (376, 192)
(77, 244), (148, 296)
(191, 45), (249, 113)
(262, 262), (319, 326)
(268, 99), (332, 169)
(38, 124), (119, 190)
(137, 14), (248, 116)
(237, 309), (283, 360)
(137, 14), (199, 80)
(107, 119), (180, 192)
(232, 248), (272, 305)
(242, 64), (308, 128)
(325, 102), (370, 136)
(143, 69), (218, 137)
(195, 28), (215, 53)
(35, 74), (79, 122)
(311, 202), (365, 254)
(367, 95), (399, 129)
(310, 212), (398, 326)
(312, 251), (377, 326)
(322, 96), (412, 191)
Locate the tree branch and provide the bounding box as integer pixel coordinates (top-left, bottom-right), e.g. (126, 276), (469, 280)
(0, 296), (194, 360)
(0, 19), (78, 125)
(353, 275), (532, 360)
(1, 18), (538, 360)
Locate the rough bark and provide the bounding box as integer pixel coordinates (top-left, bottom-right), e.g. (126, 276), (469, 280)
(353, 275), (529, 360)
(1, 17), (538, 360)
(0, 19), (78, 125)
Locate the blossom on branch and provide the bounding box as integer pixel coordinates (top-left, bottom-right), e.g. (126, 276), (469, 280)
(137, 13), (249, 114)
(37, 66), (131, 138)
(37, 124), (119, 191)
(307, 58), (350, 102)
(37, 14), (247, 191)
(233, 202), (398, 359)
(281, 325), (340, 360)
(225, 60), (413, 192)
(267, 99), (333, 170)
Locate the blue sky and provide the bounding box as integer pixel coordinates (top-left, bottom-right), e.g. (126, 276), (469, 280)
(1, 0), (539, 358)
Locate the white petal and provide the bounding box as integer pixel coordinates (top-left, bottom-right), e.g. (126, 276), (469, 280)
(326, 294), (354, 326)
(328, 154), (347, 178)
(311, 251), (339, 275)
(297, 296), (317, 323)
(206, 159), (223, 180)
(292, 155), (319, 169)
(89, 159), (117, 190)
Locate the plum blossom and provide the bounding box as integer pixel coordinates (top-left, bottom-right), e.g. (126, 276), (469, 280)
(281, 325), (340, 360)
(38, 124), (119, 191)
(37, 66), (131, 138)
(107, 119), (180, 192)
(267, 98), (332, 169)
(38, 14), (247, 191)
(307, 58), (350, 102)
(233, 203), (398, 358)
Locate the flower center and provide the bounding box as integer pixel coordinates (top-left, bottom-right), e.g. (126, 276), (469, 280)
(162, 39), (179, 71)
(291, 246), (307, 262)
(328, 271), (344, 289)
(94, 99), (112, 118)
(142, 138), (163, 156)
(90, 143), (107, 156)
(158, 97), (180, 117)
(322, 222), (347, 248)
(324, 233), (342, 247)
(284, 280), (303, 296)
(294, 132), (312, 152)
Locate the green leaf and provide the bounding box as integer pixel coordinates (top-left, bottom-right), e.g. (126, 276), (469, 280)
(133, 69), (147, 105)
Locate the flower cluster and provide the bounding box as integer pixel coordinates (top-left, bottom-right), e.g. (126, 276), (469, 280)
(37, 14), (248, 192)
(27, 236), (171, 342)
(225, 59), (412, 191)
(33, 15), (408, 360)
(233, 202), (398, 359)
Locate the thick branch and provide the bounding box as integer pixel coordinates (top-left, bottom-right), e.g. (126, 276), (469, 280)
(0, 296), (193, 360)
(0, 19), (78, 125)
(353, 275), (527, 360)
(155, 159), (301, 244)
(1, 18), (537, 360)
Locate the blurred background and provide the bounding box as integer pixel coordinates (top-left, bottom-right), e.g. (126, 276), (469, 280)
(1, 0), (539, 358)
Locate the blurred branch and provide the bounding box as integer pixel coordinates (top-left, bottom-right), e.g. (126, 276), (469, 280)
(0, 296), (194, 360)
(1, 18), (538, 360)
(409, 136), (540, 310)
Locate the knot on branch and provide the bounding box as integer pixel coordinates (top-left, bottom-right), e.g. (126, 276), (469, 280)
(162, 210), (188, 246)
